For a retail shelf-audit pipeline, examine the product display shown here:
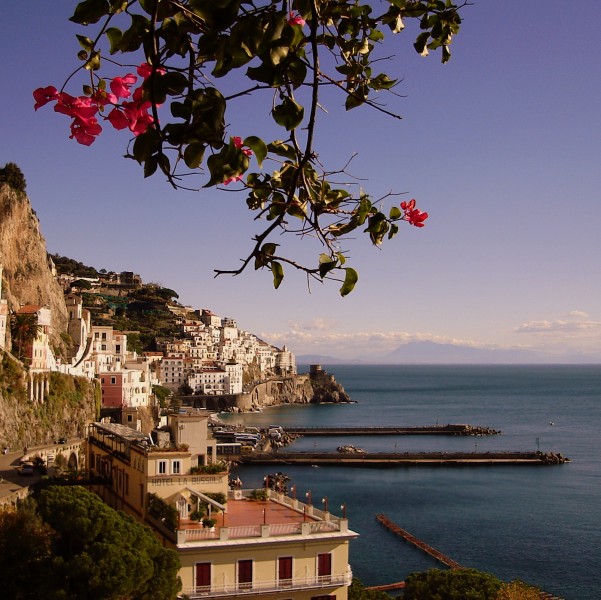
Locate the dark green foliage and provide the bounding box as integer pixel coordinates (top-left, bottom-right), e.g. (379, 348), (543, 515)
(51, 254), (99, 278)
(404, 568), (502, 600)
(32, 486), (181, 599)
(148, 492), (179, 532)
(0, 162), (27, 193)
(348, 577), (390, 600)
(10, 312), (42, 360)
(0, 352), (27, 402)
(153, 385), (172, 407)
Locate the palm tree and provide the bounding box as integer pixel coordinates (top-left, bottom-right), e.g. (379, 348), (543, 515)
(10, 312), (42, 361)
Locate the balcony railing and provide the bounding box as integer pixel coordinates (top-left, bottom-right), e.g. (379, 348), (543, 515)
(180, 571), (352, 598)
(178, 519), (344, 544)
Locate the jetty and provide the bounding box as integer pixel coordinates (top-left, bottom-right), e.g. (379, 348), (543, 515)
(377, 513), (463, 568)
(370, 515), (566, 599)
(239, 450), (569, 467)
(284, 424), (500, 436)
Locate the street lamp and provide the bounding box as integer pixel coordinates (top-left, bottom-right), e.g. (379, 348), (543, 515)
(322, 496), (328, 512)
(290, 485), (296, 499)
(305, 490), (312, 505)
(340, 503), (347, 519)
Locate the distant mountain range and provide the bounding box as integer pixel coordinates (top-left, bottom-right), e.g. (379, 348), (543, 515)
(297, 340), (601, 365)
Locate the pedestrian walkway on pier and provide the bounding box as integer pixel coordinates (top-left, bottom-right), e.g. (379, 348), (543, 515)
(376, 513), (463, 569)
(284, 424), (500, 436)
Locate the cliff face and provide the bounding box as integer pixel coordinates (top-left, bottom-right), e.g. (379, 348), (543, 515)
(0, 183), (68, 354)
(0, 355), (99, 449)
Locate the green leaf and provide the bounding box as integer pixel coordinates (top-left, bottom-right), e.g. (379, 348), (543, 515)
(76, 35), (94, 51)
(389, 206), (401, 220)
(272, 98), (304, 131)
(84, 51), (101, 71)
(318, 254), (337, 278)
(244, 136), (268, 168)
(262, 243), (278, 257)
(340, 268), (358, 296)
(132, 129), (161, 163)
(105, 27), (123, 54)
(271, 261), (284, 289)
(70, 0), (110, 25)
(267, 141), (296, 159)
(183, 143), (205, 169)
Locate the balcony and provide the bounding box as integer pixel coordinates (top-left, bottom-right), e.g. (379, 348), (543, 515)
(180, 571), (352, 598)
(176, 490), (350, 545)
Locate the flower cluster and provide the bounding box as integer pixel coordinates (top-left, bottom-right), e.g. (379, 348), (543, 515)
(401, 199), (429, 227)
(33, 64), (162, 146)
(223, 137), (253, 185)
(288, 12), (306, 26)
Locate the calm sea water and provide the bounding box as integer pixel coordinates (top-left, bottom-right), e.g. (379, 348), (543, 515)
(224, 365), (601, 599)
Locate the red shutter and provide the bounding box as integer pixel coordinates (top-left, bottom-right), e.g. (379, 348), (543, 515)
(238, 559), (253, 589)
(318, 553), (332, 577)
(195, 563), (211, 591)
(278, 556), (293, 586)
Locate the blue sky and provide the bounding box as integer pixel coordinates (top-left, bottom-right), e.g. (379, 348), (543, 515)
(2, 1), (601, 361)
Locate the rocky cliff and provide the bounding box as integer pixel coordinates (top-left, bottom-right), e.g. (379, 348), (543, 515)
(0, 182), (68, 355)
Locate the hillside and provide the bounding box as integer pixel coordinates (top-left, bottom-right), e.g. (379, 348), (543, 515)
(0, 181), (68, 356)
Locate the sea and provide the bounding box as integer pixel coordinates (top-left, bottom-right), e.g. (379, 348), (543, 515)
(221, 365), (601, 599)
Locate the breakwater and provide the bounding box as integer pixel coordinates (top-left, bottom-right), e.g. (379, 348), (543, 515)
(284, 424), (500, 436)
(239, 450), (569, 467)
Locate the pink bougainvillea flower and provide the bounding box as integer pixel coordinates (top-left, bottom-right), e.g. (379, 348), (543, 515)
(110, 73), (137, 99)
(401, 199), (428, 227)
(33, 86), (59, 110)
(54, 92), (97, 120)
(106, 107), (130, 130)
(288, 12), (306, 26)
(405, 209), (429, 227)
(92, 89), (118, 107)
(223, 175), (244, 185)
(232, 136), (253, 156)
(137, 62), (166, 79)
(69, 116), (102, 146)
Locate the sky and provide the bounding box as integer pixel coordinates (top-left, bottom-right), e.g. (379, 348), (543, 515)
(2, 1), (601, 362)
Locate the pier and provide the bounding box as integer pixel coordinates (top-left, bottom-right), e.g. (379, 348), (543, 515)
(284, 424), (500, 436)
(239, 451), (569, 467)
(376, 513), (463, 568)
(371, 515), (566, 599)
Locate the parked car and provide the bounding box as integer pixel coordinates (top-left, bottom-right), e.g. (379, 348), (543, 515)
(56, 437), (67, 444)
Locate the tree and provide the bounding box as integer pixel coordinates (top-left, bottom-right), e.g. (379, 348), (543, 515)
(348, 577), (390, 600)
(28, 485), (182, 600)
(403, 568), (502, 600)
(0, 162), (27, 193)
(34, 0), (463, 295)
(0, 503), (54, 600)
(10, 312), (42, 360)
(496, 581), (542, 600)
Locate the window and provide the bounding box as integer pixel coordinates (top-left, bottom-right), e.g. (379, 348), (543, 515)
(116, 344), (121, 353)
(238, 560), (253, 590)
(127, 414), (133, 422)
(172, 460), (181, 474)
(111, 376), (116, 384)
(278, 556), (293, 587)
(195, 563), (211, 592)
(317, 553), (332, 584)
(158, 460), (167, 475)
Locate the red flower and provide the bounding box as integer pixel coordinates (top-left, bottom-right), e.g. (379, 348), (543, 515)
(110, 74), (137, 99)
(137, 62), (166, 79)
(33, 86), (59, 111)
(288, 12), (306, 26)
(401, 199), (429, 227)
(232, 136), (253, 156)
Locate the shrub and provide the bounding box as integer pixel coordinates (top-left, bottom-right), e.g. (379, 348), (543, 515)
(0, 162), (27, 193)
